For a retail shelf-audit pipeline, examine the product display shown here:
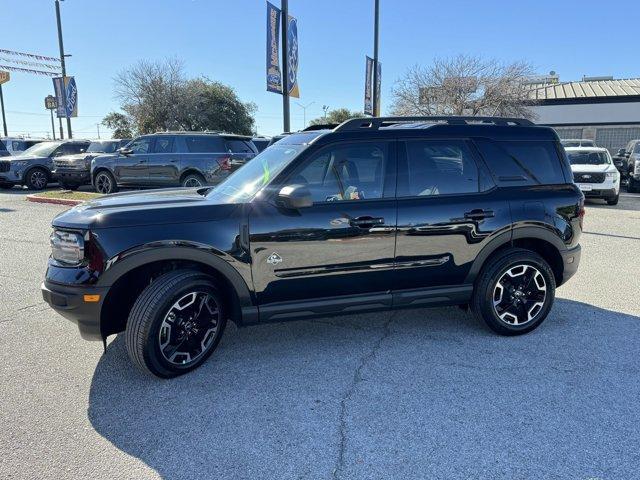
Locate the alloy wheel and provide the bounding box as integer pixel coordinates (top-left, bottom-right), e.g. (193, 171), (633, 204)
(95, 173), (112, 194)
(30, 170), (47, 189)
(183, 177), (203, 188)
(492, 264), (547, 326)
(158, 291), (221, 366)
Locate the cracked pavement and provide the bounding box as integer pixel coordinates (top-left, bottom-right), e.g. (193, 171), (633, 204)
(1, 188), (640, 479)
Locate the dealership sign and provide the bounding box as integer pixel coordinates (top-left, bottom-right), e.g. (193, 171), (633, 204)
(52, 76), (77, 118)
(0, 70), (9, 85)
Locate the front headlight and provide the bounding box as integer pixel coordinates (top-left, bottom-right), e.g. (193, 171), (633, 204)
(635, 160), (640, 175)
(50, 230), (85, 265)
(605, 172), (617, 181)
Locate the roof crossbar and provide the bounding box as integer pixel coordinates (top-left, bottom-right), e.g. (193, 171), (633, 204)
(334, 116), (534, 132)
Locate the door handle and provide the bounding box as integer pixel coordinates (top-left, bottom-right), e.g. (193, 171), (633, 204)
(464, 209), (494, 220)
(350, 216), (385, 228)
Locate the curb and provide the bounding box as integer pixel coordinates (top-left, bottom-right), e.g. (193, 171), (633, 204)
(25, 194), (84, 206)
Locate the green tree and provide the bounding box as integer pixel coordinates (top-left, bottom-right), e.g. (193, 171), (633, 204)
(113, 58), (255, 135)
(101, 112), (134, 138)
(308, 108), (364, 126)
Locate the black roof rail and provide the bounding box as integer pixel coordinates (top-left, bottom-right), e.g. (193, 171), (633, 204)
(302, 123), (339, 131)
(334, 116), (534, 132)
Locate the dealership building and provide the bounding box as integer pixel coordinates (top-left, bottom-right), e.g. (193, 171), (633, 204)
(528, 76), (640, 153)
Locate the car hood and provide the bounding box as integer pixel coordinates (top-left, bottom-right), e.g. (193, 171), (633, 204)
(8, 155), (48, 162)
(570, 164), (615, 173)
(52, 187), (238, 229)
(55, 153), (92, 162)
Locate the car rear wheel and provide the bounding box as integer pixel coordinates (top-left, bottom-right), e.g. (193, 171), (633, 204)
(471, 248), (556, 336)
(26, 168), (48, 190)
(94, 171), (118, 194)
(125, 270), (227, 378)
(181, 173), (206, 188)
(627, 177), (640, 193)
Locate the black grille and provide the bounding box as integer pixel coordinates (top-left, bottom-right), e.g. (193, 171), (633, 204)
(0, 161), (9, 173)
(573, 172), (605, 183)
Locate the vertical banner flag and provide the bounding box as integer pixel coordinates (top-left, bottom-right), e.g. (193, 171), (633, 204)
(375, 61), (382, 116)
(266, 2), (282, 94)
(286, 15), (299, 98)
(364, 56), (374, 115)
(52, 76), (78, 118)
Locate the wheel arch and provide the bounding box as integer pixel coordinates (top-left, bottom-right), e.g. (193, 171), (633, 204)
(91, 166), (113, 184)
(23, 164), (51, 183)
(98, 246), (256, 338)
(465, 227), (566, 287)
(179, 168), (206, 184)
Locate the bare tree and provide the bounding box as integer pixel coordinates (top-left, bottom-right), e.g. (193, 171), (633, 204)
(390, 55), (535, 119)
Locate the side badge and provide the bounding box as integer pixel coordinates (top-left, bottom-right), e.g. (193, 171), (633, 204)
(267, 252), (283, 265)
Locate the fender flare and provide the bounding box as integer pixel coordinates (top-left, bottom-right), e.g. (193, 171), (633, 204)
(464, 225), (567, 284)
(97, 244), (255, 311)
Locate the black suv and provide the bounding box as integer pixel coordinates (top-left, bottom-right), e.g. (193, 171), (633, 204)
(90, 132), (257, 194)
(53, 139), (131, 190)
(42, 116), (583, 378)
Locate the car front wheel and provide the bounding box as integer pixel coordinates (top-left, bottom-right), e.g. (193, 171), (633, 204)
(125, 270), (227, 378)
(471, 248), (556, 336)
(94, 171), (118, 194)
(181, 173), (206, 188)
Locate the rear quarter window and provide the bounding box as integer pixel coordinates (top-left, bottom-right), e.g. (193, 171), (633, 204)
(184, 136), (226, 153)
(474, 139), (566, 185)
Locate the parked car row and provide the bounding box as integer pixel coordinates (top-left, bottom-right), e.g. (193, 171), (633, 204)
(0, 132), (275, 191)
(0, 136), (46, 156)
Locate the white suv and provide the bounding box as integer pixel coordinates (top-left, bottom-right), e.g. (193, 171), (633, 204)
(565, 147), (620, 205)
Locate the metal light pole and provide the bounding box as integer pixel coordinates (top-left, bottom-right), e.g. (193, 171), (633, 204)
(0, 85), (7, 136)
(372, 0), (380, 117)
(322, 104), (329, 121)
(45, 95), (57, 140)
(281, 0), (290, 132)
(55, 0), (72, 138)
(50, 110), (56, 140)
(296, 101), (314, 128)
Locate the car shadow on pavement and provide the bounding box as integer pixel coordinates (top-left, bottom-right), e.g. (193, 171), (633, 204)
(87, 299), (640, 480)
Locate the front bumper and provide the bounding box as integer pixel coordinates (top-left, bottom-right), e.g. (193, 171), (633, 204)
(53, 169), (91, 184)
(42, 281), (109, 341)
(559, 244), (581, 286)
(581, 187), (617, 199)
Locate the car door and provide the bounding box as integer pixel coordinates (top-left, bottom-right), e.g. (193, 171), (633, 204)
(249, 140), (397, 319)
(148, 135), (180, 186)
(115, 136), (153, 185)
(393, 138), (510, 304)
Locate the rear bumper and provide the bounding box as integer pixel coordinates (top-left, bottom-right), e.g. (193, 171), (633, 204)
(41, 281), (108, 341)
(559, 244), (581, 286)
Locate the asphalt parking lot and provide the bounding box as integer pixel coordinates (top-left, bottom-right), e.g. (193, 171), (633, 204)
(1, 187), (639, 480)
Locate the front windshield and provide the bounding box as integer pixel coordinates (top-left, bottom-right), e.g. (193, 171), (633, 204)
(207, 144), (304, 203)
(568, 151), (610, 165)
(18, 141), (61, 157)
(87, 141), (119, 153)
(562, 141), (580, 148)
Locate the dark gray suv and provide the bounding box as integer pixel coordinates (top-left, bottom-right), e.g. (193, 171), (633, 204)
(90, 132), (258, 194)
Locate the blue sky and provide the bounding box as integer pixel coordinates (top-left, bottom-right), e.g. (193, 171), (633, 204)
(2, 0), (639, 138)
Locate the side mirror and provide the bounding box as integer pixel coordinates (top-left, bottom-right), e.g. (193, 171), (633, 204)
(118, 147), (133, 156)
(617, 148), (626, 156)
(277, 184), (313, 209)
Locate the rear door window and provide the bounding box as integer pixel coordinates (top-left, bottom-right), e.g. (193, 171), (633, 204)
(398, 140), (479, 197)
(184, 136), (225, 153)
(153, 136), (174, 153)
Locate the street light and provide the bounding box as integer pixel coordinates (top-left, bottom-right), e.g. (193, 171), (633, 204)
(296, 101), (315, 128)
(322, 105), (329, 121)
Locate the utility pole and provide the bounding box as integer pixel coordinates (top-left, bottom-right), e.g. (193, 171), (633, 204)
(96, 123), (101, 139)
(55, 0), (72, 138)
(372, 0), (380, 117)
(296, 101), (314, 128)
(0, 85), (7, 136)
(322, 105), (329, 121)
(59, 117), (64, 139)
(281, 0), (290, 132)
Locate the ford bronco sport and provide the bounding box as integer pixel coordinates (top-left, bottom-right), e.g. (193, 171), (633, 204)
(42, 116), (583, 378)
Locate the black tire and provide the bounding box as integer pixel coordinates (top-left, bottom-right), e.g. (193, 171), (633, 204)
(26, 168), (49, 190)
(59, 182), (80, 191)
(181, 172), (206, 188)
(125, 270), (227, 378)
(606, 193), (619, 205)
(0, 182), (14, 189)
(627, 176), (639, 193)
(471, 248), (556, 336)
(94, 170), (118, 194)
